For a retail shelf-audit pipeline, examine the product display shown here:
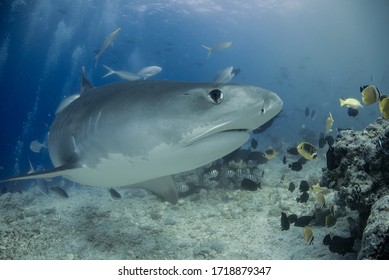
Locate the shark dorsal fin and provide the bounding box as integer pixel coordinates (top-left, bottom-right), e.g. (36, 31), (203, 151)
(81, 66), (93, 94)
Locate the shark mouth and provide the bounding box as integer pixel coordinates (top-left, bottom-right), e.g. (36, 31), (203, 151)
(185, 121), (250, 146)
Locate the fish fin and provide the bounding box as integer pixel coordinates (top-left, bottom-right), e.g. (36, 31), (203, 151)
(201, 45), (212, 59)
(102, 65), (115, 78)
(38, 181), (50, 195)
(0, 163), (80, 184)
(94, 54), (100, 68)
(81, 66), (93, 93)
(376, 86), (381, 96)
(339, 99), (345, 106)
(132, 175), (178, 205)
(28, 159), (35, 174)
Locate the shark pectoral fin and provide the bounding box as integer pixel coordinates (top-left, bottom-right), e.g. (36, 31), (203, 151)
(0, 163), (80, 184)
(132, 175), (178, 205)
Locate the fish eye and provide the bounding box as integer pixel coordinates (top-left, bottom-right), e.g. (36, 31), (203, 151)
(208, 89), (223, 104)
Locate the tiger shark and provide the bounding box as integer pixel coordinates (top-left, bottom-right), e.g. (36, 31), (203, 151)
(0, 73), (282, 204)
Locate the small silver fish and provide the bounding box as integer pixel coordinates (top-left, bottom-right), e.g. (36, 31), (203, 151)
(176, 183), (190, 193)
(95, 27), (121, 67)
(205, 169), (219, 179)
(251, 168), (263, 177)
(102, 65), (141, 81)
(29, 140), (46, 153)
(203, 178), (218, 188)
(229, 160), (245, 169)
(213, 66), (235, 84)
(236, 168), (249, 178)
(185, 174), (199, 184)
(201, 41), (232, 58)
(137, 66), (162, 79)
(225, 169), (235, 178)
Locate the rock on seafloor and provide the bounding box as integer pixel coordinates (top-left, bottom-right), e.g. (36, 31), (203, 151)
(320, 118), (389, 259)
(358, 195), (389, 259)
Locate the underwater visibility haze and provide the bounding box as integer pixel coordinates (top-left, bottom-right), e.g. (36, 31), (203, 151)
(0, 0), (388, 260)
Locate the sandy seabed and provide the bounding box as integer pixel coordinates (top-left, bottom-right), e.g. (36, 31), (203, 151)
(0, 157), (357, 260)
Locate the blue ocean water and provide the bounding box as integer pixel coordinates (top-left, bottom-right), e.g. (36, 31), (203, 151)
(0, 0), (388, 179)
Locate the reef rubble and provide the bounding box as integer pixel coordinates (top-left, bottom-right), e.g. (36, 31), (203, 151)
(321, 118), (389, 259)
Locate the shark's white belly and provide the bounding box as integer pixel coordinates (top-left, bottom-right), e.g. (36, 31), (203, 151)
(63, 131), (249, 187)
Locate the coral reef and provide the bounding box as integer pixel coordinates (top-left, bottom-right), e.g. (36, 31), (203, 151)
(321, 118), (389, 259)
(358, 195), (389, 259)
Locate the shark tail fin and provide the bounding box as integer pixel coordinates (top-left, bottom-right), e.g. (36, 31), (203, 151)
(102, 65), (116, 78)
(201, 45), (212, 59)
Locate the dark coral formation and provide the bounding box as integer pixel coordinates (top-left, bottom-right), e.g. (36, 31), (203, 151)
(320, 118), (389, 259)
(358, 195), (389, 259)
(321, 118), (389, 212)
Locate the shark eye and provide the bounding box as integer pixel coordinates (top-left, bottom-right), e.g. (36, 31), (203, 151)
(208, 89), (223, 104)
